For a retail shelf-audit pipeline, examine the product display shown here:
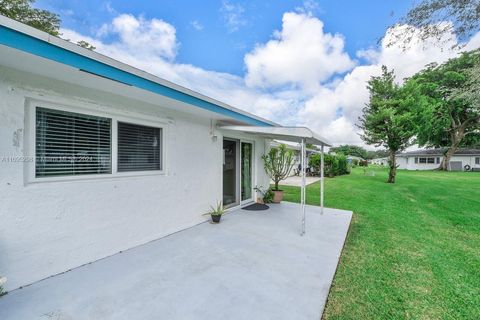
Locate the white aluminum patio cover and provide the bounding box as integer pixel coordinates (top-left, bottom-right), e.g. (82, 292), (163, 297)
(219, 125), (331, 235)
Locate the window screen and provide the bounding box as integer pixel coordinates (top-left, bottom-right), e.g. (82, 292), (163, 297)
(419, 157), (427, 164)
(427, 157), (435, 164)
(476, 157), (480, 165)
(36, 107), (112, 177)
(117, 122), (162, 172)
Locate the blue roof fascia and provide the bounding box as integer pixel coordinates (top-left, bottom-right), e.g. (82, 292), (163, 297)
(0, 25), (272, 127)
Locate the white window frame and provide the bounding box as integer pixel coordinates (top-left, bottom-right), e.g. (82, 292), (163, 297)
(240, 139), (256, 205)
(25, 99), (167, 184)
(417, 157), (436, 165)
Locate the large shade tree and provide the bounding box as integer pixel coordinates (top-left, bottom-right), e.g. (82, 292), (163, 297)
(405, 49), (480, 170)
(329, 145), (368, 159)
(387, 0), (480, 48)
(0, 0), (60, 35)
(358, 66), (415, 183)
(0, 0), (95, 49)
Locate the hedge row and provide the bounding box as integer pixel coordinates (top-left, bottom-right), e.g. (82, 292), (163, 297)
(309, 153), (350, 177)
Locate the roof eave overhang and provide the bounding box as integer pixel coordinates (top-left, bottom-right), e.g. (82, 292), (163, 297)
(0, 15), (277, 127)
(219, 125), (332, 147)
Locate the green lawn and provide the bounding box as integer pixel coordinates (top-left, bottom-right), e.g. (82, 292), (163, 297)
(280, 167), (480, 320)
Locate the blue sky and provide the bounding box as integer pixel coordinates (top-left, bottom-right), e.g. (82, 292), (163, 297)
(37, 0), (412, 75)
(33, 0), (479, 146)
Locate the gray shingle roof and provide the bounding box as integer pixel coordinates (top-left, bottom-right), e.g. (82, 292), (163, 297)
(397, 148), (480, 156)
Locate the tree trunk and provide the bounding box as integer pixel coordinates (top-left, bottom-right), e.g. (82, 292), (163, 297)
(387, 150), (397, 183)
(439, 126), (465, 171)
(274, 180), (279, 191)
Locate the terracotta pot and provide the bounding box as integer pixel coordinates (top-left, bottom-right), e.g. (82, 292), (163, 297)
(272, 190), (284, 203)
(257, 197), (264, 204)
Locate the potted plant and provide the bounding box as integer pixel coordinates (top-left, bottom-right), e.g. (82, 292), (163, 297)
(205, 201), (225, 223)
(261, 144), (295, 203)
(254, 186), (274, 204)
(0, 276), (6, 297)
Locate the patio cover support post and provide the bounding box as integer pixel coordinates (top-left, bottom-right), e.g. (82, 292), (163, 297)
(301, 138), (306, 236)
(321, 144), (324, 214)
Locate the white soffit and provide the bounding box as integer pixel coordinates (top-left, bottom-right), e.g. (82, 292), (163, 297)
(218, 126), (332, 147)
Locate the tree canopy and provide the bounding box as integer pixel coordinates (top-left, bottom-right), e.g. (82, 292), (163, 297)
(366, 149), (389, 160)
(329, 145), (368, 159)
(358, 66), (415, 182)
(405, 49), (480, 169)
(0, 0), (95, 50)
(387, 0), (480, 48)
(0, 0), (61, 36)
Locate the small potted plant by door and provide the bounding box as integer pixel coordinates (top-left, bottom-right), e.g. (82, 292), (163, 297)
(262, 144), (295, 203)
(0, 276), (6, 297)
(205, 201), (225, 223)
(254, 186), (274, 204)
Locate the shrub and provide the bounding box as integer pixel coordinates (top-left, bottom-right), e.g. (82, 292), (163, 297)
(262, 144), (295, 191)
(335, 154), (349, 175)
(254, 186), (274, 203)
(309, 153), (350, 177)
(262, 188), (274, 203)
(359, 160), (369, 167)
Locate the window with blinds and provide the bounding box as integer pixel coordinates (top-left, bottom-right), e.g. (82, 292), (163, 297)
(117, 122), (162, 172)
(35, 107), (112, 177)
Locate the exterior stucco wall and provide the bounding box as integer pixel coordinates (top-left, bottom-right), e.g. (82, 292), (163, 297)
(397, 155), (480, 170)
(0, 68), (269, 291)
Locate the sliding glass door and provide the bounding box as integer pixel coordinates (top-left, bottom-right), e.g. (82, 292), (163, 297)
(223, 139), (239, 207)
(241, 142), (253, 202)
(223, 139), (254, 207)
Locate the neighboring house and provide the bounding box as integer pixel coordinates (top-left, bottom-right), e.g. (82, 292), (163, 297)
(346, 155), (363, 165)
(270, 140), (320, 174)
(0, 16), (330, 291)
(396, 149), (480, 171)
(371, 157), (389, 166)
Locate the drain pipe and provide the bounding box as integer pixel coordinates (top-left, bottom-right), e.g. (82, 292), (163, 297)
(301, 138), (306, 236)
(321, 144), (324, 214)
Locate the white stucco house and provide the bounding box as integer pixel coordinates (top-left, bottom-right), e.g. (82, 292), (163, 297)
(0, 16), (331, 292)
(396, 149), (480, 171)
(346, 155), (363, 165)
(370, 157), (388, 166)
(270, 140), (321, 174)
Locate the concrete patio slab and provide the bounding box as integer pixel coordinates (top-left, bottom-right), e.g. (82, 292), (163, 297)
(0, 202), (352, 320)
(275, 175), (321, 187)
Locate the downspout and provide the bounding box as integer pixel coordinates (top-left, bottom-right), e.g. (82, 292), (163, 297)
(321, 144), (324, 214)
(301, 138), (306, 236)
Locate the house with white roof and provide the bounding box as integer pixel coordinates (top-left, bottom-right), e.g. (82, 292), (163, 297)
(0, 15), (332, 292)
(396, 149), (480, 171)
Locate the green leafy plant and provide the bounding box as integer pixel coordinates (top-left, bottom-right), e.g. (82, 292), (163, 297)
(262, 144), (295, 191)
(254, 186), (274, 203)
(0, 277), (6, 297)
(207, 201), (225, 216)
(309, 153), (350, 177)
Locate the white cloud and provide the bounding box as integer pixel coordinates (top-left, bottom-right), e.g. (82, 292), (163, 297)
(296, 23), (480, 146)
(91, 14), (178, 61)
(295, 0), (321, 15)
(244, 12), (355, 93)
(190, 20), (204, 31)
(61, 12), (480, 148)
(220, 1), (247, 32)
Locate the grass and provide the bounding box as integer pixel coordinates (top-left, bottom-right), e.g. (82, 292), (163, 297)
(280, 167), (480, 320)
